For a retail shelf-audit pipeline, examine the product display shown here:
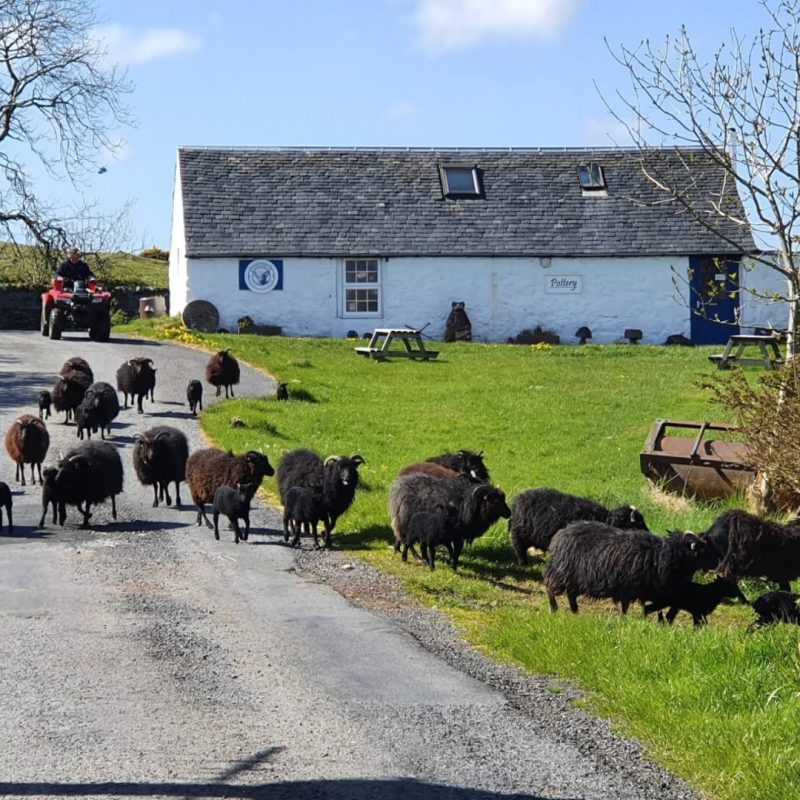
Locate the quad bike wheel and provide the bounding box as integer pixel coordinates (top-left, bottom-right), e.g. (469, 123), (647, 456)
(40, 304), (49, 336)
(49, 308), (64, 340)
(89, 318), (111, 342)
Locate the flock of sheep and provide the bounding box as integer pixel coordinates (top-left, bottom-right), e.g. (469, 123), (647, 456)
(3, 348), (800, 632)
(389, 451), (800, 628)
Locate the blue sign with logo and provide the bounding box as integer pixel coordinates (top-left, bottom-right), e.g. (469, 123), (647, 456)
(239, 259), (284, 293)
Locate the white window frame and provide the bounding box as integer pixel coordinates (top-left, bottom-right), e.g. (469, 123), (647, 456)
(341, 258), (383, 318)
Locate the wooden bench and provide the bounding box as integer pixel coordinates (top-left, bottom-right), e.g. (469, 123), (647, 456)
(709, 334), (783, 370)
(355, 328), (439, 361)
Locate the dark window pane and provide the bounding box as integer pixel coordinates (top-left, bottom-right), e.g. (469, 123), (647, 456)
(444, 167), (477, 194)
(578, 164), (605, 189)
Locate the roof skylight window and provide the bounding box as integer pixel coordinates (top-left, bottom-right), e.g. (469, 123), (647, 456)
(440, 165), (483, 198)
(578, 163), (606, 191)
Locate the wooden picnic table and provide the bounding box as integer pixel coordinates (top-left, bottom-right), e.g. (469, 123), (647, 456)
(355, 328), (439, 361)
(708, 334), (783, 370)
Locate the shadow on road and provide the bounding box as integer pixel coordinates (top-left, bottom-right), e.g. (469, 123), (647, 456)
(0, 371), (54, 410)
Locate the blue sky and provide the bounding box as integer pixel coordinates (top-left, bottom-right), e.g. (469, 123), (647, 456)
(68, 0), (767, 247)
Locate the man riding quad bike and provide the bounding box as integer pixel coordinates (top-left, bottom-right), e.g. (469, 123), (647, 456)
(40, 248), (112, 342)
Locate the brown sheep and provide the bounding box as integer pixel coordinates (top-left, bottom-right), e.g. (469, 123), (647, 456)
(205, 349), (240, 398)
(52, 369), (91, 423)
(185, 448), (274, 527)
(398, 462), (462, 480)
(4, 414), (50, 486)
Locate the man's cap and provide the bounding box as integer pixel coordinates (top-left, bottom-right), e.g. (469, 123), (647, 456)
(69, 247), (80, 255)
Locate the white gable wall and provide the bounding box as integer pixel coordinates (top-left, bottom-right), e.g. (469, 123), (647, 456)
(168, 161), (189, 312)
(740, 257), (790, 331)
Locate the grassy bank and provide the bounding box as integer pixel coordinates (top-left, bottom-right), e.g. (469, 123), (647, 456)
(120, 317), (800, 800)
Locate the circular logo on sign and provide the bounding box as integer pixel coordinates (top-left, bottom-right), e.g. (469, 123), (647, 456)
(243, 260), (279, 293)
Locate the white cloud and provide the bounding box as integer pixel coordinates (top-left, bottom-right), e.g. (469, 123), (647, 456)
(413, 0), (582, 53)
(384, 101), (419, 121)
(93, 24), (202, 66)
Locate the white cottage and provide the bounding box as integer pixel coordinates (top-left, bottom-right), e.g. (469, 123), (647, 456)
(169, 146), (785, 344)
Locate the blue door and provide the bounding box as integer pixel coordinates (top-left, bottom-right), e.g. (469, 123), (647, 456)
(689, 255), (740, 345)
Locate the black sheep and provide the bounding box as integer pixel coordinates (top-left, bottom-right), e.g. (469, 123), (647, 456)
(283, 485), (326, 549)
(59, 357), (94, 383)
(508, 487), (648, 564)
(708, 510), (800, 591)
(426, 449), (490, 483)
(0, 481), (12, 532)
(186, 380), (203, 415)
(116, 357), (156, 413)
(751, 590), (800, 626)
(39, 440), (124, 528)
(52, 369), (91, 423)
(4, 414), (49, 485)
(75, 382), (120, 440)
(40, 467), (63, 527)
(400, 503), (460, 570)
(132, 426), (190, 507)
(544, 522), (717, 614)
(276, 382), (289, 401)
(643, 577), (745, 626)
(38, 390), (51, 420)
(277, 449), (365, 548)
(186, 448), (274, 527)
(205, 349), (240, 398)
(212, 483), (252, 543)
(389, 473), (511, 569)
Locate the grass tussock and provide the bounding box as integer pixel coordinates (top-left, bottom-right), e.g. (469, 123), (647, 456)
(119, 317), (800, 800)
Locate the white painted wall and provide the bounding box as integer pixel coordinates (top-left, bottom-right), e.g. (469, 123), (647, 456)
(739, 256), (790, 331)
(168, 161), (188, 312)
(172, 254), (727, 342)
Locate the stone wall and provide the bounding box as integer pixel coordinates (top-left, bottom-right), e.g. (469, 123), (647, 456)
(0, 286), (170, 330)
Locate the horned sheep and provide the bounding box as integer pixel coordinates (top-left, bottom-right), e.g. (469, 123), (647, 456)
(132, 426), (190, 507)
(277, 449), (364, 548)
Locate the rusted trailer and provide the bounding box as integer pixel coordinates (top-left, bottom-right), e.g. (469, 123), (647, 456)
(640, 419), (757, 501)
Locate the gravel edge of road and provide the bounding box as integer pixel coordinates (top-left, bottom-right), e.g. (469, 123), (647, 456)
(293, 547), (696, 800)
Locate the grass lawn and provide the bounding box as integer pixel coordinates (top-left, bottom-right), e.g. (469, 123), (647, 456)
(120, 317), (800, 800)
(0, 243), (168, 289)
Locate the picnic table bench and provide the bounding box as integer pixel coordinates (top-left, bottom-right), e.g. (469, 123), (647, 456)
(355, 328), (439, 361)
(708, 334), (784, 370)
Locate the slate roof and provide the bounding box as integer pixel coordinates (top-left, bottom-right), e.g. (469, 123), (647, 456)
(177, 147), (755, 258)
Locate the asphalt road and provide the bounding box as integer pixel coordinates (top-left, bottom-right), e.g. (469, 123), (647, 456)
(0, 330), (694, 800)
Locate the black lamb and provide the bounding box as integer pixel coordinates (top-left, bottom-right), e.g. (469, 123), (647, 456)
(40, 467), (63, 527)
(0, 481), (12, 532)
(38, 390), (51, 420)
(39, 440), (124, 528)
(132, 426), (190, 507)
(389, 473), (511, 569)
(544, 522), (717, 614)
(212, 483), (252, 543)
(751, 590), (800, 627)
(399, 503), (460, 570)
(508, 487), (648, 564)
(116, 357), (156, 413)
(426, 449), (490, 483)
(643, 577), (745, 626)
(4, 414), (49, 485)
(205, 349), (240, 398)
(707, 510), (800, 591)
(186, 380), (203, 415)
(186, 448), (274, 527)
(277, 449), (365, 548)
(52, 369), (91, 423)
(276, 382), (289, 401)
(283, 485), (326, 549)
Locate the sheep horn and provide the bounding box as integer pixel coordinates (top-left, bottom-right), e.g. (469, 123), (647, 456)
(154, 431), (169, 440)
(324, 455), (344, 466)
(133, 433), (145, 442)
(350, 454), (365, 465)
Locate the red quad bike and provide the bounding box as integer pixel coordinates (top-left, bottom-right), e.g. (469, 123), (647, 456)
(40, 277), (112, 342)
